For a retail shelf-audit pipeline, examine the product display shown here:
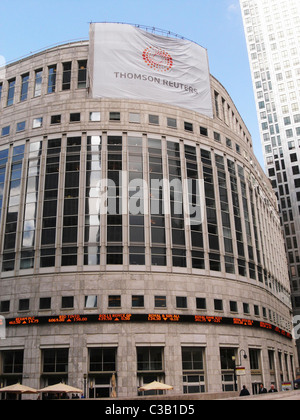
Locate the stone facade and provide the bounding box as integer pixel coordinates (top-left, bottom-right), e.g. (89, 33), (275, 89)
(0, 35), (297, 398)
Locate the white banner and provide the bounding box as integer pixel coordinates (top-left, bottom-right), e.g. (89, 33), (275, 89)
(89, 23), (213, 117)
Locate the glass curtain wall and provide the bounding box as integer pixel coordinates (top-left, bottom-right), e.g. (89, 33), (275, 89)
(84, 136), (102, 265)
(40, 138), (61, 268)
(148, 138), (166, 266)
(128, 136), (145, 265)
(107, 136), (123, 265)
(2, 145), (25, 271)
(21, 141), (42, 269)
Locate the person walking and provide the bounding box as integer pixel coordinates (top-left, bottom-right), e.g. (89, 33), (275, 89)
(240, 385), (250, 397)
(259, 384), (267, 394)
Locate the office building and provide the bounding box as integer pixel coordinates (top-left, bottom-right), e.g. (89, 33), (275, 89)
(240, 0), (300, 359)
(0, 23), (296, 397)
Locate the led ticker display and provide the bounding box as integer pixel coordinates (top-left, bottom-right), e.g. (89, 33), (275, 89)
(5, 313), (292, 340)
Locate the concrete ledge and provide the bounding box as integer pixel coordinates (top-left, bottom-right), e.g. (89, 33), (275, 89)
(102, 391), (239, 401)
(224, 390), (300, 400)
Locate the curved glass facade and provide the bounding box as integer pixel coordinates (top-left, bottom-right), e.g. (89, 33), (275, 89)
(0, 131), (292, 288)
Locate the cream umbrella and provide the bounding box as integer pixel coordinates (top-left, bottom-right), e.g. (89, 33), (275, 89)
(39, 382), (83, 394)
(0, 383), (38, 394)
(139, 381), (173, 392)
(111, 373), (117, 398)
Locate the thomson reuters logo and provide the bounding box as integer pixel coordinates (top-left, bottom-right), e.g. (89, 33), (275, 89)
(142, 47), (173, 73)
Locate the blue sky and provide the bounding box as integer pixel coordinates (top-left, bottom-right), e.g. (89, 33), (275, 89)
(0, 0), (264, 166)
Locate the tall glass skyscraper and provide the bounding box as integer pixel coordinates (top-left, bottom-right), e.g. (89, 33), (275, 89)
(240, 0), (300, 357)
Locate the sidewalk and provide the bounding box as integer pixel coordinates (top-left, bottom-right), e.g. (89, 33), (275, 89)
(226, 390), (300, 400)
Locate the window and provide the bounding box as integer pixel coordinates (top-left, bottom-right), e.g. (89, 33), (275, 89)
(33, 117), (43, 128)
(41, 138), (61, 262)
(78, 60), (87, 88)
(137, 347), (163, 371)
(49, 115), (61, 125)
(184, 122), (193, 132)
(249, 349), (261, 371)
(196, 298), (206, 310)
(40, 248), (56, 268)
(0, 300), (10, 312)
(132, 295), (144, 308)
(182, 347), (206, 394)
(108, 295), (121, 308)
(220, 348), (236, 392)
(214, 132), (221, 142)
(109, 111), (120, 121)
(172, 249), (186, 267)
(89, 112), (101, 121)
(209, 253), (221, 271)
(151, 248), (166, 266)
(226, 138), (232, 148)
(42, 348), (68, 374)
(176, 296), (187, 309)
(20, 73), (29, 101)
(7, 78), (15, 106)
(155, 296), (166, 308)
(34, 69), (43, 97)
(214, 91), (219, 117)
(200, 126), (208, 136)
(61, 296), (74, 309)
(192, 251), (205, 269)
(214, 299), (223, 311)
(62, 62), (72, 90)
(85, 295), (98, 308)
(290, 153), (298, 162)
(47, 65), (57, 93)
(61, 247), (77, 266)
(293, 166), (300, 175)
(89, 348), (116, 372)
(149, 114), (159, 125)
(230, 301), (238, 312)
(107, 246), (123, 265)
(39, 297), (51, 310)
(129, 247), (145, 265)
(70, 112), (80, 122)
(19, 298), (29, 311)
(167, 117), (177, 128)
(1, 126), (10, 136)
(225, 256), (235, 274)
(16, 121), (26, 132)
(3, 350), (24, 374)
(243, 302), (250, 314)
(88, 349), (117, 398)
(129, 112), (140, 123)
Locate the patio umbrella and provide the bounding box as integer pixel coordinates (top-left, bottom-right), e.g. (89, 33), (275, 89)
(110, 373), (117, 398)
(0, 383), (38, 394)
(139, 381), (173, 392)
(39, 382), (83, 394)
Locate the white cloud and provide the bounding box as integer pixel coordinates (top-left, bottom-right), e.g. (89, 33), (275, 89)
(227, 0), (240, 18)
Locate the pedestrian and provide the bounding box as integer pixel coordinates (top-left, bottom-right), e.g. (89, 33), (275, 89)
(240, 385), (250, 397)
(259, 384), (267, 394)
(268, 384), (278, 393)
